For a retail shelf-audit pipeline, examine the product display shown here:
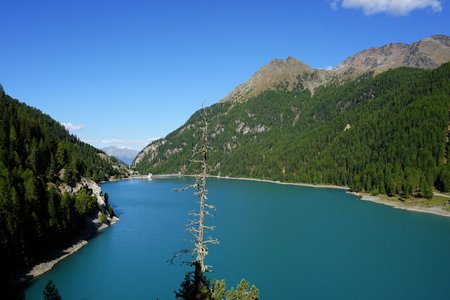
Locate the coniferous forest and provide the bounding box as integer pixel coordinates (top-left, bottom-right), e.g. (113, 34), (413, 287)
(1, 1), (449, 298)
(0, 87), (128, 297)
(1, 57), (450, 300)
(134, 63), (450, 198)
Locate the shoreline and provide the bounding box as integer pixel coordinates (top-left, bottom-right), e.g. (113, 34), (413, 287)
(208, 175), (350, 190)
(146, 173), (349, 190)
(146, 173), (450, 218)
(21, 174), (450, 283)
(21, 215), (119, 282)
(216, 176), (450, 218)
(349, 191), (450, 218)
(19, 178), (120, 286)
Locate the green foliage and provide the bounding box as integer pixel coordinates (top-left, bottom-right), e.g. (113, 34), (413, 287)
(135, 63), (450, 199)
(176, 272), (260, 300)
(43, 280), (62, 300)
(107, 204), (115, 217)
(436, 164), (450, 192)
(224, 279), (259, 300)
(175, 272), (197, 300)
(99, 212), (107, 224)
(420, 183), (434, 199)
(75, 189), (97, 215)
(56, 143), (68, 169)
(212, 280), (226, 300)
(0, 91), (126, 294)
(175, 264), (212, 300)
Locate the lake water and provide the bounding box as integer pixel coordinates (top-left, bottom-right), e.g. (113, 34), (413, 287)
(25, 178), (450, 299)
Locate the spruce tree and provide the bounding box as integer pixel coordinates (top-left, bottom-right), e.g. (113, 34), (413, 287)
(43, 280), (62, 300)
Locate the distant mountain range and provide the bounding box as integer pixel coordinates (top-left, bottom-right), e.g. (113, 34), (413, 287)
(102, 146), (139, 165)
(133, 34), (450, 198)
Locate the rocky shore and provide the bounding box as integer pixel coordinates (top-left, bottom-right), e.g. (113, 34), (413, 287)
(25, 214), (119, 279)
(19, 179), (119, 283)
(350, 191), (450, 218)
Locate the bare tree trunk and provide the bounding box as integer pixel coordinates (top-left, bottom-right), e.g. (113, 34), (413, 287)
(196, 120), (208, 273)
(174, 112), (217, 299)
(192, 118), (212, 299)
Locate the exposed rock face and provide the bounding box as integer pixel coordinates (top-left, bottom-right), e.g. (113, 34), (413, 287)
(336, 34), (450, 73)
(133, 138), (166, 166)
(25, 178), (118, 281)
(59, 177), (107, 207)
(235, 120), (269, 135)
(221, 34), (450, 103)
(97, 152), (131, 177)
(221, 56), (334, 102)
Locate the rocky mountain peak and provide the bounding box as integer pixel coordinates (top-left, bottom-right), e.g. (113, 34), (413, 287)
(221, 34), (450, 103)
(429, 34), (450, 46)
(221, 56), (330, 103)
(336, 34), (450, 73)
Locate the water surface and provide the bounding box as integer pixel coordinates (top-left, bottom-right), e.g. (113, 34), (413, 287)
(26, 178), (450, 299)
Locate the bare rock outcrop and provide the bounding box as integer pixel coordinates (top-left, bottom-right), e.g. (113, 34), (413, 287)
(221, 35), (450, 104)
(336, 34), (450, 74)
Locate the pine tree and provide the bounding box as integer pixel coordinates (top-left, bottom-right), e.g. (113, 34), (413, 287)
(43, 280), (62, 300)
(225, 279), (259, 300)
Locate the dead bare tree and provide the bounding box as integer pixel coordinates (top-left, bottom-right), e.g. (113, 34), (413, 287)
(173, 109), (218, 299)
(173, 108), (259, 299)
(191, 111), (219, 271)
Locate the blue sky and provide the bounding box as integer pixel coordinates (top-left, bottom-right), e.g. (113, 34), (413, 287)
(1, 0), (449, 150)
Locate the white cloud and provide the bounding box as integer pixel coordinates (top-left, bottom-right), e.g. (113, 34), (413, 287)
(62, 122), (85, 131)
(318, 66), (335, 70)
(82, 138), (158, 150)
(330, 0), (442, 15)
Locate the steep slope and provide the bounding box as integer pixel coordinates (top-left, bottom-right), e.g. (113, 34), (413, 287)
(221, 56), (334, 102)
(221, 35), (450, 103)
(0, 89), (130, 296)
(134, 62), (450, 197)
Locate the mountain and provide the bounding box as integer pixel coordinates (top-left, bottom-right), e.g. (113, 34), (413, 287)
(221, 34), (450, 103)
(220, 56), (332, 102)
(102, 146), (139, 165)
(133, 35), (450, 199)
(0, 89), (130, 296)
(336, 34), (450, 73)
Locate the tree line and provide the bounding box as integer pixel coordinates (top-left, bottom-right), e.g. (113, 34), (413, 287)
(0, 90), (127, 297)
(134, 63), (450, 199)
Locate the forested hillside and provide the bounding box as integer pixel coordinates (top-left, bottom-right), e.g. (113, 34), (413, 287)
(134, 63), (450, 198)
(0, 87), (129, 296)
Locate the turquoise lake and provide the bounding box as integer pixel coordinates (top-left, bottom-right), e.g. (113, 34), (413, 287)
(25, 178), (450, 299)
